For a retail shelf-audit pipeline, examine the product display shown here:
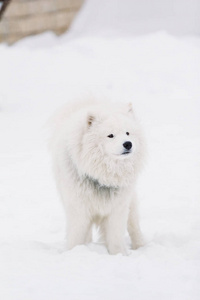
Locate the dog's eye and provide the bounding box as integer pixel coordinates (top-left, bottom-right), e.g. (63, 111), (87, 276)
(126, 132), (129, 135)
(107, 134), (114, 138)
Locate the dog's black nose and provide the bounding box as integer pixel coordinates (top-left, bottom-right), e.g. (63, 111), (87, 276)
(123, 141), (132, 150)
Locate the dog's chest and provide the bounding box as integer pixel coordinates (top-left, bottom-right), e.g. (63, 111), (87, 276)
(80, 176), (121, 214)
(82, 176), (118, 198)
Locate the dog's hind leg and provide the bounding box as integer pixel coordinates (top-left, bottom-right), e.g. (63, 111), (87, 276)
(85, 224), (93, 244)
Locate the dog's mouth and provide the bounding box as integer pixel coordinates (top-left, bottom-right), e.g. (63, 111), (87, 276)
(121, 151), (131, 155)
(113, 151), (132, 157)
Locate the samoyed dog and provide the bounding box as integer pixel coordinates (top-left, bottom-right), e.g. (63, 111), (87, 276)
(49, 99), (145, 255)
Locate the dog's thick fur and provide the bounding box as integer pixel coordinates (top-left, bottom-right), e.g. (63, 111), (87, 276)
(49, 99), (145, 255)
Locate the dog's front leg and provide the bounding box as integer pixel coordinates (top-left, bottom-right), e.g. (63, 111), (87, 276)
(127, 196), (144, 250)
(66, 207), (91, 250)
(105, 204), (129, 255)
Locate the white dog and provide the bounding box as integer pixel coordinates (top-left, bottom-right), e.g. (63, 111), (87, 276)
(49, 99), (145, 255)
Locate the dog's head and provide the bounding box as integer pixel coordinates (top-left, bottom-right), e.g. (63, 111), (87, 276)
(74, 103), (146, 187)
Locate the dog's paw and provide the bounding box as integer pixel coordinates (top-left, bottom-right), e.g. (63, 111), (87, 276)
(131, 237), (145, 250)
(107, 244), (129, 256)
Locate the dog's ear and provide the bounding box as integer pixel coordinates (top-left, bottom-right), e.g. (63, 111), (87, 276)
(123, 102), (134, 118)
(127, 102), (133, 114)
(87, 115), (95, 127)
(87, 113), (103, 128)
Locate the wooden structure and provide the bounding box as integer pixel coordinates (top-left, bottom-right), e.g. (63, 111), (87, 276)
(0, 0), (84, 44)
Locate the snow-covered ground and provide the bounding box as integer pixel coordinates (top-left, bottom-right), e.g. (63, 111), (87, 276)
(0, 1), (200, 299)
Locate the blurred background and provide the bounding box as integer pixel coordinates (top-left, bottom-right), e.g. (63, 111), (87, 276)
(0, 1), (199, 300)
(0, 0), (84, 44)
(0, 0), (200, 44)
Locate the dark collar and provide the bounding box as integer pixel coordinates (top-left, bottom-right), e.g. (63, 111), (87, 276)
(82, 174), (119, 191)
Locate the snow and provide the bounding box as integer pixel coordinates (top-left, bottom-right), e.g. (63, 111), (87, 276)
(0, 0), (200, 299)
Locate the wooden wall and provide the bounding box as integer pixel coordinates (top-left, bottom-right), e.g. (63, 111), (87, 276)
(0, 0), (84, 44)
